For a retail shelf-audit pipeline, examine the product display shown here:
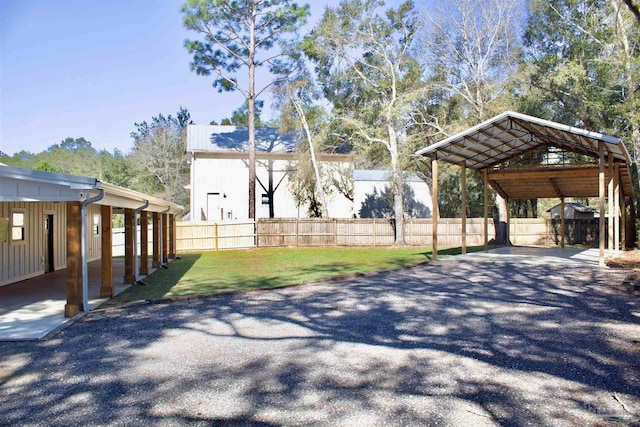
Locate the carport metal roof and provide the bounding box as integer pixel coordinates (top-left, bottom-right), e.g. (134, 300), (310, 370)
(415, 111), (634, 200)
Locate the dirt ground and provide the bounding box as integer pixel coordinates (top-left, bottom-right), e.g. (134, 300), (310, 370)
(608, 250), (640, 293)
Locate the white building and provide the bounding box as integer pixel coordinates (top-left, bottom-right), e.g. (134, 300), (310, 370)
(187, 125), (354, 220)
(353, 170), (433, 218)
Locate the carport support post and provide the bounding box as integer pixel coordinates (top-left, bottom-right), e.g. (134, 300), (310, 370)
(608, 159), (614, 258)
(140, 212), (149, 276)
(505, 197), (510, 245)
(65, 201), (82, 317)
(483, 169), (489, 251)
(614, 163), (620, 255)
(599, 143), (606, 267)
(560, 197), (565, 249)
(152, 212), (160, 269)
(460, 162), (467, 254)
(124, 208), (135, 285)
(431, 155), (439, 260)
(100, 205), (113, 298)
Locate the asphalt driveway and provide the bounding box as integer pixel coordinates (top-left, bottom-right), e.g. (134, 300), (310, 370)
(1, 250), (639, 426)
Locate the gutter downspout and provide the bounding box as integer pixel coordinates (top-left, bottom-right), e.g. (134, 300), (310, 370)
(81, 190), (105, 312)
(134, 200), (149, 283)
(159, 206), (171, 268)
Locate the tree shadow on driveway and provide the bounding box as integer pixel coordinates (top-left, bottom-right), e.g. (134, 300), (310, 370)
(1, 256), (639, 425)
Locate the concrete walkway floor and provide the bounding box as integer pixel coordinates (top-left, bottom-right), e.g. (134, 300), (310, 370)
(0, 259), (142, 341)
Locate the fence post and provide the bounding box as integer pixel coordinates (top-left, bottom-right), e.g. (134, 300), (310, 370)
(334, 218), (338, 246)
(214, 222), (219, 251)
(409, 218), (413, 246)
(372, 218), (376, 246)
(296, 218), (299, 247)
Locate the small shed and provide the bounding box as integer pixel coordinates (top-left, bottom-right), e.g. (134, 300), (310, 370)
(548, 202), (596, 219)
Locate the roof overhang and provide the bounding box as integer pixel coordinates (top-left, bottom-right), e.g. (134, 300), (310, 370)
(0, 165), (183, 215)
(415, 111), (634, 200)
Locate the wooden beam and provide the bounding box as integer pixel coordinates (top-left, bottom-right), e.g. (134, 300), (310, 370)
(162, 213), (169, 264)
(488, 167), (605, 181)
(152, 212), (160, 269)
(431, 155), (439, 260)
(65, 202), (82, 317)
(560, 197), (565, 249)
(461, 162), (467, 254)
(599, 143), (605, 267)
(550, 178), (564, 198)
(140, 212), (149, 276)
(124, 208), (135, 285)
(608, 159), (614, 258)
(100, 205), (113, 298)
(169, 214), (176, 259)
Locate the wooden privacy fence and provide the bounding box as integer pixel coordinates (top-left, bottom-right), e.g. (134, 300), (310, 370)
(175, 217), (564, 251)
(176, 221), (256, 251)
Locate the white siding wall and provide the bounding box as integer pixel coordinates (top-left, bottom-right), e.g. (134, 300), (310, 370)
(191, 156), (354, 221)
(0, 201), (103, 286)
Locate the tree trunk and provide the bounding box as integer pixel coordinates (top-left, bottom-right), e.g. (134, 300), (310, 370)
(495, 193), (508, 244)
(296, 99), (329, 217)
(388, 124), (406, 245)
(247, 5), (257, 220)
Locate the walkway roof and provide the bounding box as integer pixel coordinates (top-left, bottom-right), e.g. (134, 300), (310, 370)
(415, 111), (634, 200)
(0, 165), (184, 215)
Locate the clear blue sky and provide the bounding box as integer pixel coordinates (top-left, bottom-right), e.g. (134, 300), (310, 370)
(0, 0), (338, 156)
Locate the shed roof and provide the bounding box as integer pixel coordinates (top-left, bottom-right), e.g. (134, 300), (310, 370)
(353, 169), (424, 182)
(415, 111), (634, 200)
(546, 202), (596, 213)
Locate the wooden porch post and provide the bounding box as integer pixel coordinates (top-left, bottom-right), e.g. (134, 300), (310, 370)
(505, 197), (510, 245)
(162, 213), (169, 264)
(622, 196), (628, 251)
(100, 205), (113, 298)
(460, 162), (467, 254)
(124, 208), (135, 284)
(169, 214), (176, 259)
(483, 169), (489, 251)
(560, 197), (565, 248)
(608, 159), (614, 258)
(152, 212), (160, 268)
(140, 212), (149, 276)
(599, 143), (606, 267)
(65, 202), (82, 317)
(431, 155), (439, 260)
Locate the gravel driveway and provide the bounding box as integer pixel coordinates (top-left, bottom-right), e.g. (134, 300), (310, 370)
(1, 253), (639, 426)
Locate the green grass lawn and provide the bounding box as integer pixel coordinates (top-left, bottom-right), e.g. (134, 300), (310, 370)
(102, 246), (480, 307)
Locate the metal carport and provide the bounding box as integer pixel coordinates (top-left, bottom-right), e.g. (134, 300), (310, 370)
(415, 111), (635, 266)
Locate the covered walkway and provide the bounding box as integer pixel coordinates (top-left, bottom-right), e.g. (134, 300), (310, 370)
(0, 259), (152, 341)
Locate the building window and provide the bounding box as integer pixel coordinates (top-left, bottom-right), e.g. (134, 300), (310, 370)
(11, 212), (25, 242)
(261, 194), (270, 205)
(93, 214), (100, 235)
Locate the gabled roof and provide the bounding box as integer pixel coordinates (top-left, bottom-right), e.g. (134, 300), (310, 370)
(415, 111), (631, 169)
(0, 165), (183, 214)
(186, 125), (296, 153)
(415, 111), (634, 200)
